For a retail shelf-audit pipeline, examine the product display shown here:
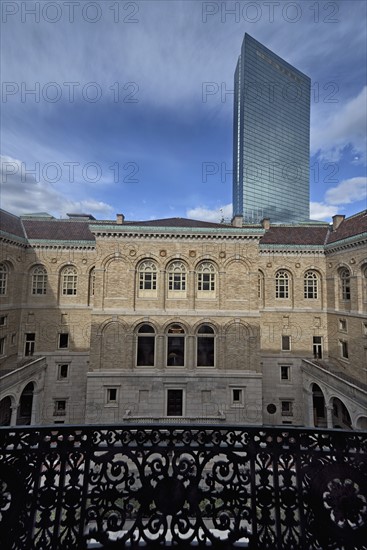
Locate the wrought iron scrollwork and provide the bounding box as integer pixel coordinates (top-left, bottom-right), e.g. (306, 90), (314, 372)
(0, 425), (366, 549)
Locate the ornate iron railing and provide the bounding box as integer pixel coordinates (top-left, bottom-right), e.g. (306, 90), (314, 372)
(0, 424), (366, 549)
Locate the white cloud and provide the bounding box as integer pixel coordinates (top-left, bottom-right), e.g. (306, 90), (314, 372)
(0, 155), (114, 218)
(186, 203), (232, 222)
(310, 202), (339, 221)
(311, 86), (367, 163)
(325, 177), (367, 205)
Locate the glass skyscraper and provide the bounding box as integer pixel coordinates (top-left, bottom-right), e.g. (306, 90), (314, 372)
(233, 34), (310, 224)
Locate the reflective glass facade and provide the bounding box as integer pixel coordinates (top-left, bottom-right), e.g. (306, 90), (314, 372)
(233, 34), (310, 224)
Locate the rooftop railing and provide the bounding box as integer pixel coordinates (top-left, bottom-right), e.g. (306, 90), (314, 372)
(0, 424), (366, 549)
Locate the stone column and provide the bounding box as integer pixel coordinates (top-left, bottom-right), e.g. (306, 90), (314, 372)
(188, 270), (195, 310)
(10, 404), (19, 426)
(31, 389), (42, 425)
(156, 335), (165, 370)
(326, 405), (333, 429)
(186, 335), (195, 370)
(304, 389), (314, 427)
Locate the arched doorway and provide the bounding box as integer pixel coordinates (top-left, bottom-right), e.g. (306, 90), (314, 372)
(331, 397), (352, 429)
(0, 396), (12, 426)
(311, 383), (326, 427)
(17, 382), (34, 425)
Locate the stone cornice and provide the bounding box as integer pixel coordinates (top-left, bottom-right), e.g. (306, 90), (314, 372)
(0, 231), (28, 247)
(259, 244), (325, 254)
(325, 233), (367, 254)
(27, 239), (95, 249)
(90, 225), (264, 240)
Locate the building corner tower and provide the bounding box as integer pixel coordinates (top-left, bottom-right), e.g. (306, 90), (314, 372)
(233, 34), (311, 224)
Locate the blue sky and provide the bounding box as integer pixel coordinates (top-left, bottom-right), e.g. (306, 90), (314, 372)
(1, 0), (366, 223)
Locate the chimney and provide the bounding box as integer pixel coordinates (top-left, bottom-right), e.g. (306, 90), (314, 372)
(116, 213), (125, 225)
(261, 218), (270, 230)
(332, 214), (345, 230)
(232, 215), (243, 227)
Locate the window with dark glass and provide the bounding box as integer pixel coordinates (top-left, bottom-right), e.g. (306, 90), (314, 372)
(340, 340), (349, 359)
(54, 400), (66, 416)
(276, 270), (289, 298)
(281, 335), (291, 351)
(167, 389), (183, 416)
(0, 263), (8, 295)
(281, 401), (293, 416)
(32, 265), (47, 295)
(304, 271), (318, 299)
(340, 268), (351, 300)
(62, 266), (77, 295)
(313, 336), (323, 359)
(197, 324), (215, 366)
(25, 333), (35, 356)
(58, 333), (69, 349)
(139, 261), (157, 290)
(89, 267), (95, 301)
(168, 261), (186, 291)
(137, 324), (155, 366)
(58, 364), (69, 380)
(280, 366), (290, 380)
(167, 324), (185, 366)
(197, 262), (215, 292)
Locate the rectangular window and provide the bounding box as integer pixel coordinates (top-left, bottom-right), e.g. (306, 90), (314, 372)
(0, 315), (7, 326)
(167, 389), (183, 416)
(54, 400), (66, 416)
(340, 340), (349, 359)
(339, 319), (347, 332)
(280, 366), (290, 381)
(313, 336), (323, 359)
(363, 322), (367, 336)
(198, 273), (215, 292)
(107, 388), (117, 403)
(32, 269), (47, 295)
(168, 273), (186, 291)
(139, 272), (157, 290)
(281, 401), (293, 416)
(57, 364), (69, 380)
(232, 388), (244, 406)
(25, 333), (35, 356)
(58, 333), (69, 349)
(281, 335), (291, 351)
(167, 335), (185, 366)
(0, 337), (6, 356)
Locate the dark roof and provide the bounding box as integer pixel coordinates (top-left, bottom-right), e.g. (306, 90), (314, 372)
(22, 219), (95, 242)
(260, 225), (329, 245)
(120, 217), (233, 229)
(326, 210), (367, 244)
(0, 210), (26, 239)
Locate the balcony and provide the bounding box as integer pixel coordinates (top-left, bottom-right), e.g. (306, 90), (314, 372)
(0, 424), (366, 549)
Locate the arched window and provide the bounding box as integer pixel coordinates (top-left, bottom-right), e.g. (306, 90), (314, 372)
(275, 270), (289, 299)
(61, 266), (77, 295)
(304, 270), (318, 299)
(167, 261), (187, 292)
(138, 260), (157, 291)
(197, 324), (215, 367)
(89, 268), (95, 301)
(32, 265), (47, 295)
(339, 268), (350, 300)
(167, 324), (185, 366)
(137, 324), (155, 367)
(197, 262), (216, 293)
(0, 263), (8, 295)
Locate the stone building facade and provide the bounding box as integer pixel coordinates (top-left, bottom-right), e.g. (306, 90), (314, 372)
(0, 209), (366, 429)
